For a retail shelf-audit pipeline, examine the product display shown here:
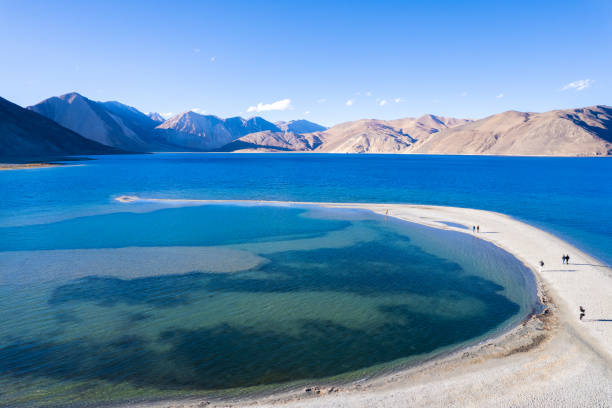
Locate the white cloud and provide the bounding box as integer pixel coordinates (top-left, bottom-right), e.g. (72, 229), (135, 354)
(210, 56), (216, 62)
(190, 108), (206, 114)
(394, 97), (403, 103)
(379, 99), (388, 106)
(317, 98), (327, 104)
(345, 99), (354, 106)
(496, 93), (504, 99)
(247, 98), (292, 113)
(161, 112), (174, 119)
(365, 91), (372, 97)
(304, 110), (311, 115)
(561, 79), (593, 91)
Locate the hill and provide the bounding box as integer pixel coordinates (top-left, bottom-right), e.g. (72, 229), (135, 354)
(411, 106), (612, 156)
(0, 96), (121, 159)
(28, 93), (157, 151)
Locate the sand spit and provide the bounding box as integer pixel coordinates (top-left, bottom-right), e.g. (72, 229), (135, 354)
(115, 197), (612, 408)
(0, 162), (61, 170)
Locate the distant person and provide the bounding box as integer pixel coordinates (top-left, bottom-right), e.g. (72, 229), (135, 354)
(562, 254), (566, 264)
(566, 254), (571, 264)
(477, 225), (480, 233)
(539, 260), (544, 272)
(579, 306), (585, 320)
(472, 226), (475, 233)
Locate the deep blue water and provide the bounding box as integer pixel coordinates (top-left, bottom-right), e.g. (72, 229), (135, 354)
(1, 153), (611, 265)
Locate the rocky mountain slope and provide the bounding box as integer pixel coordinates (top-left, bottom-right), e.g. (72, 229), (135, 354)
(18, 92), (612, 156)
(224, 108), (611, 156)
(411, 106), (612, 156)
(386, 114), (472, 140)
(28, 93), (157, 151)
(225, 115), (468, 153)
(218, 130), (323, 152)
(275, 119), (327, 134)
(147, 112), (166, 123)
(0, 96), (121, 159)
(155, 111), (281, 150)
(312, 114), (469, 153)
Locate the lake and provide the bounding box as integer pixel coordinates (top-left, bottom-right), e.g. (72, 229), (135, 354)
(1, 153), (610, 406)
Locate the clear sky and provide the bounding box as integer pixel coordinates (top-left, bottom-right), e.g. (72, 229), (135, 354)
(1, 0), (611, 126)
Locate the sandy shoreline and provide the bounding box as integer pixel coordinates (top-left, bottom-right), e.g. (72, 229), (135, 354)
(0, 162), (62, 170)
(115, 196), (612, 407)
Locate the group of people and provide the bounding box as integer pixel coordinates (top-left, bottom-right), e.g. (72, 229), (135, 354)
(472, 225), (480, 233)
(539, 256), (586, 321)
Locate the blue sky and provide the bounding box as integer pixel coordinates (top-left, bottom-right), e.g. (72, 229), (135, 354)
(1, 0), (610, 126)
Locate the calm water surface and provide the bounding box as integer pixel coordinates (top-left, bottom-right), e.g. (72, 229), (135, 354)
(1, 153), (610, 265)
(0, 153), (608, 406)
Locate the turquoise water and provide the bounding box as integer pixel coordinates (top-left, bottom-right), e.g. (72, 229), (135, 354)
(0, 204), (538, 407)
(1, 153), (610, 266)
(2, 152), (607, 406)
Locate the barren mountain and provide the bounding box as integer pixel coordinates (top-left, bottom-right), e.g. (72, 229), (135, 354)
(387, 114), (472, 140)
(275, 119), (327, 134)
(218, 131), (323, 152)
(147, 112), (166, 123)
(0, 96), (120, 159)
(308, 115), (468, 153)
(411, 106), (612, 156)
(28, 93), (156, 151)
(312, 119), (416, 153)
(222, 115), (469, 153)
(155, 112), (281, 150)
(227, 107), (611, 156)
(21, 94), (612, 156)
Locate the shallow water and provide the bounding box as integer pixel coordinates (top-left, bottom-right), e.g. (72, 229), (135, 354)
(0, 203), (538, 407)
(4, 152), (606, 406)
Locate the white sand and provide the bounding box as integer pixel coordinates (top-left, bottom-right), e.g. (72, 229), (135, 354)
(0, 162), (61, 170)
(115, 197), (612, 408)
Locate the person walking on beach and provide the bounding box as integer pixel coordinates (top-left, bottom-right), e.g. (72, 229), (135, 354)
(472, 226), (475, 233)
(566, 254), (571, 264)
(562, 254), (567, 264)
(539, 260), (544, 272)
(579, 306), (585, 320)
(477, 225), (480, 233)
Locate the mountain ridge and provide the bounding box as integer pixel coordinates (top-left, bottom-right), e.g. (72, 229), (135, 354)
(14, 92), (612, 156)
(275, 119), (327, 134)
(154, 111), (282, 150)
(410, 105), (612, 156)
(28, 92), (155, 151)
(0, 96), (122, 159)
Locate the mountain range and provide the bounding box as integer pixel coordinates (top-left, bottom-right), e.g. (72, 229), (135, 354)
(28, 93), (156, 151)
(410, 106), (612, 156)
(1, 91), (610, 159)
(0, 96), (120, 159)
(154, 111), (282, 150)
